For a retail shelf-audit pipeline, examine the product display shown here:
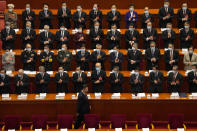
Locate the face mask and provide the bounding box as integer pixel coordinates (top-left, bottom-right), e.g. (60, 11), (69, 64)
(182, 7), (187, 10)
(44, 8), (48, 11)
(62, 48), (65, 51)
(129, 28), (134, 31)
(96, 67), (100, 71)
(77, 8), (81, 12)
(26, 27), (30, 30)
(189, 50), (193, 54)
(129, 8), (134, 12)
(59, 70), (64, 73)
(94, 26), (99, 29)
(5, 26), (10, 30)
(112, 8), (116, 12)
(26, 48), (31, 51)
(93, 7), (97, 11)
(185, 26), (189, 29)
(147, 26), (151, 30)
(144, 10), (149, 14)
(8, 9), (13, 12)
(164, 4), (168, 8)
(26, 8), (30, 11)
(78, 29), (82, 33)
(60, 27), (65, 31)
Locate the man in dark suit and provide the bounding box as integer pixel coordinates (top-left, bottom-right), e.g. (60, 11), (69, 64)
(124, 23), (140, 49)
(164, 44), (179, 70)
(21, 44), (37, 71)
(109, 46), (124, 70)
(177, 3), (192, 29)
(188, 65), (197, 92)
(55, 67), (69, 93)
(57, 2), (71, 29)
(20, 21), (36, 49)
(130, 68), (145, 93)
(15, 69), (29, 94)
(158, 0), (174, 28)
(91, 44), (106, 70)
(1, 22), (16, 49)
(73, 26), (86, 49)
(161, 23), (176, 48)
(91, 62), (106, 93)
(0, 69), (11, 94)
(38, 3), (53, 29)
(22, 3), (36, 29)
(168, 65), (183, 92)
(145, 41), (160, 70)
(35, 66), (50, 93)
(149, 66), (164, 93)
(89, 21), (104, 49)
(142, 22), (158, 49)
(107, 4), (121, 29)
(72, 66), (87, 93)
(39, 25), (54, 49)
(55, 24), (70, 49)
(89, 4), (103, 29)
(74, 85), (90, 129)
(40, 45), (54, 71)
(76, 45), (91, 71)
(109, 66), (124, 93)
(106, 24), (121, 49)
(73, 5), (87, 29)
(141, 7), (154, 28)
(180, 22), (194, 49)
(127, 43), (142, 71)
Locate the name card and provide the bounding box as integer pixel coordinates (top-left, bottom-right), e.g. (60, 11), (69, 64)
(177, 128), (184, 131)
(142, 128), (150, 131)
(88, 128), (95, 131)
(60, 128), (67, 131)
(115, 128), (122, 131)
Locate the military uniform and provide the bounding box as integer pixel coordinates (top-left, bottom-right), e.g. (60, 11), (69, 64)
(21, 50), (37, 71)
(40, 51), (54, 71)
(57, 50), (72, 71)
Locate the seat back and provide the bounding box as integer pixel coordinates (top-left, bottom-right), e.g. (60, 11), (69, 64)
(84, 114), (99, 128)
(168, 113), (184, 129)
(57, 114), (73, 129)
(32, 115), (48, 129)
(137, 113), (152, 129)
(4, 115), (21, 130)
(110, 114), (126, 129)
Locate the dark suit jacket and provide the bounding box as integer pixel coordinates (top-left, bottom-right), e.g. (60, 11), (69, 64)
(180, 28), (194, 48)
(89, 10), (103, 28)
(20, 29), (36, 49)
(158, 7), (174, 28)
(130, 73), (145, 93)
(142, 28), (158, 49)
(72, 11), (87, 28)
(57, 8), (71, 28)
(91, 50), (106, 70)
(106, 30), (121, 49)
(141, 13), (154, 28)
(149, 71), (164, 92)
(55, 72), (69, 92)
(22, 10), (36, 28)
(164, 49), (179, 70)
(77, 92), (90, 114)
(76, 51), (90, 71)
(109, 72), (124, 92)
(38, 10), (53, 29)
(39, 31), (54, 49)
(106, 11), (121, 28)
(177, 9), (192, 28)
(161, 30), (176, 48)
(1, 28), (16, 49)
(91, 70), (106, 92)
(0, 74), (11, 94)
(55, 30), (70, 49)
(35, 73), (50, 93)
(145, 48), (160, 70)
(89, 28), (104, 48)
(14, 74), (29, 94)
(124, 29), (140, 49)
(109, 51), (124, 70)
(127, 49), (142, 70)
(72, 72), (87, 92)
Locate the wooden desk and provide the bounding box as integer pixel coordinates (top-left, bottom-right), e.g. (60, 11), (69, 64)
(0, 93), (197, 122)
